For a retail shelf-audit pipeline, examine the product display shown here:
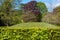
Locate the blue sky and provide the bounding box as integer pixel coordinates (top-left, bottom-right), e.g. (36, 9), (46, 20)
(0, 0), (60, 12)
(21, 0), (60, 12)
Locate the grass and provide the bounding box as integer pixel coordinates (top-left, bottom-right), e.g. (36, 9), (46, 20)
(6, 22), (60, 29)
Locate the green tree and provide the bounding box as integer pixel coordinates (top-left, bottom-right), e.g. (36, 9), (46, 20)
(37, 2), (48, 14)
(0, 0), (22, 26)
(20, 4), (26, 10)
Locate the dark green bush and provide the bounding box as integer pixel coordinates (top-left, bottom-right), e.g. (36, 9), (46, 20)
(0, 27), (60, 40)
(0, 12), (22, 26)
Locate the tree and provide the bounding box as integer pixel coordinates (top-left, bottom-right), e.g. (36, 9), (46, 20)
(53, 6), (60, 13)
(21, 12), (38, 22)
(36, 2), (48, 14)
(42, 6), (60, 25)
(21, 2), (48, 21)
(20, 4), (26, 10)
(0, 0), (22, 26)
(22, 1), (41, 22)
(1, 0), (13, 14)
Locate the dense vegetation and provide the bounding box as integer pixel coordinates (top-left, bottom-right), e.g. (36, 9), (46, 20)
(0, 22), (60, 40)
(0, 0), (22, 26)
(0, 0), (60, 40)
(22, 1), (41, 22)
(42, 6), (60, 25)
(21, 1), (48, 22)
(0, 0), (48, 26)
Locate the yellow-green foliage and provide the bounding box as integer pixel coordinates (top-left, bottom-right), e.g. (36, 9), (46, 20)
(0, 22), (60, 40)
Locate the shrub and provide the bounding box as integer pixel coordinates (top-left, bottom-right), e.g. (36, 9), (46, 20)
(0, 12), (22, 26)
(0, 23), (60, 40)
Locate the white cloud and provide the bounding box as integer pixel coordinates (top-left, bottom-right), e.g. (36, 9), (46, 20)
(54, 3), (60, 8)
(52, 0), (60, 8)
(45, 0), (60, 12)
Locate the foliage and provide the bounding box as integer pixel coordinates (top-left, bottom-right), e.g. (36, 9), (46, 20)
(0, 0), (22, 26)
(37, 2), (48, 14)
(20, 4), (26, 10)
(36, 2), (48, 19)
(42, 12), (48, 17)
(21, 13), (38, 22)
(22, 1), (42, 22)
(22, 1), (37, 10)
(53, 6), (60, 13)
(1, 0), (12, 14)
(0, 11), (22, 26)
(22, 1), (48, 22)
(42, 6), (60, 25)
(0, 22), (60, 40)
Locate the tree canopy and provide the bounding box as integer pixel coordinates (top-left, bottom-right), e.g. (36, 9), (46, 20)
(37, 2), (48, 14)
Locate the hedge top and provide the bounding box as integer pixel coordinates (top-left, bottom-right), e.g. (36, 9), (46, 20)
(2, 22), (59, 30)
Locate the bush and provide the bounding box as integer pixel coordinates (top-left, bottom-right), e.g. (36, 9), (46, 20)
(0, 12), (22, 26)
(0, 23), (60, 40)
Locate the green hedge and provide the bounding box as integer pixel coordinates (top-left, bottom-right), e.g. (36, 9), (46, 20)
(0, 27), (60, 40)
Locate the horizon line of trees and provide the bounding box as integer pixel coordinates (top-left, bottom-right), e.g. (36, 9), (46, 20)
(0, 0), (60, 26)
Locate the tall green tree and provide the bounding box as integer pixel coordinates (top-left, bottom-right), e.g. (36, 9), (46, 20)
(0, 0), (22, 26)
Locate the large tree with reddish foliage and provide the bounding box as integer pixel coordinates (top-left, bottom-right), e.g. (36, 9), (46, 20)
(23, 1), (41, 15)
(22, 1), (41, 22)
